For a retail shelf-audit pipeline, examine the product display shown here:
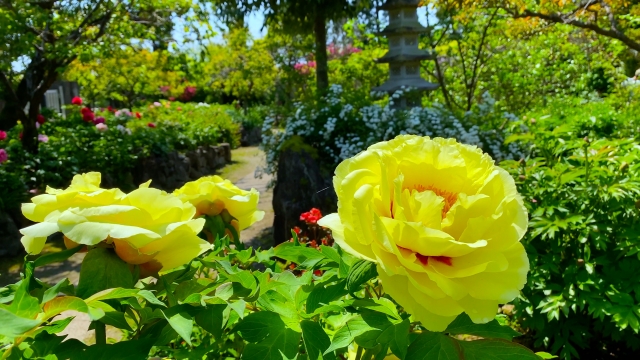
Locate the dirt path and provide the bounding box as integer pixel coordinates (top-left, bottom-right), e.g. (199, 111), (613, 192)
(0, 146), (274, 343)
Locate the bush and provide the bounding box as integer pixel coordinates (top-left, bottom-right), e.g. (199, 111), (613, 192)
(1, 101), (240, 193)
(501, 100), (640, 359)
(261, 85), (521, 176)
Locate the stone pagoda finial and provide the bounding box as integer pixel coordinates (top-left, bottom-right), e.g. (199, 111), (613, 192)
(373, 0), (438, 109)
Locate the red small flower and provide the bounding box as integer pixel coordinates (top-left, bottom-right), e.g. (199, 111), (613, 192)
(71, 96), (82, 105)
(293, 226), (302, 235)
(309, 240), (318, 248)
(300, 208), (323, 224)
(289, 263), (296, 270)
(0, 131), (7, 141)
(135, 112), (142, 119)
(93, 116), (106, 125)
(36, 114), (46, 125)
(314, 270), (323, 276)
(80, 107), (92, 115)
(107, 106), (115, 113)
(147, 122), (156, 128)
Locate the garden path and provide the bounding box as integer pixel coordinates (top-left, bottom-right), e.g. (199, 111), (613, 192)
(0, 146), (274, 343)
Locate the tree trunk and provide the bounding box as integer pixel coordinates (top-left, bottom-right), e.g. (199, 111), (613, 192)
(0, 52), (59, 152)
(314, 9), (329, 94)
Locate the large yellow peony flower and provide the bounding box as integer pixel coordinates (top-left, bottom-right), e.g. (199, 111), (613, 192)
(20, 172), (209, 272)
(318, 135), (529, 331)
(174, 175), (264, 231)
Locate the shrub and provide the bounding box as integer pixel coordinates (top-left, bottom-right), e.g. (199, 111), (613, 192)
(261, 85), (522, 176)
(501, 106), (640, 359)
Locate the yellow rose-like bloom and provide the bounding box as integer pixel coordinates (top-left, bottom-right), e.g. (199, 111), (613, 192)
(20, 172), (209, 271)
(174, 175), (264, 230)
(318, 136), (529, 331)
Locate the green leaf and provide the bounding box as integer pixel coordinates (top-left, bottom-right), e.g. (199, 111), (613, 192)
(9, 270), (40, 319)
(195, 304), (227, 338)
(349, 298), (402, 321)
(346, 259), (377, 294)
(99, 311), (133, 331)
(234, 310), (283, 342)
(41, 316), (74, 334)
(226, 270), (258, 293)
(0, 307), (42, 338)
(301, 320), (336, 360)
(406, 332), (460, 360)
(33, 245), (83, 268)
(325, 311), (393, 354)
(162, 306), (194, 346)
(76, 248), (133, 299)
(445, 313), (521, 341)
(228, 299), (246, 319)
(242, 327), (301, 360)
(275, 242), (328, 268)
(460, 339), (540, 359)
(42, 278), (73, 304)
(406, 332), (540, 360)
(258, 290), (298, 321)
(69, 339), (155, 360)
(535, 352), (558, 359)
(42, 296), (88, 319)
(137, 290), (166, 307)
(85, 288), (139, 303)
(377, 319), (410, 359)
(306, 280), (348, 314)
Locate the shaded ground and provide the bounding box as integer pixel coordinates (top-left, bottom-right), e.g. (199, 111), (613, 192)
(0, 146), (274, 343)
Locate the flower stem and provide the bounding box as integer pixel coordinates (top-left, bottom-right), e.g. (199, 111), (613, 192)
(95, 321), (106, 346)
(355, 345), (364, 360)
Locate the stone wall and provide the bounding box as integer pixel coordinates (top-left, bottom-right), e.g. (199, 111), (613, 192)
(0, 143), (232, 257)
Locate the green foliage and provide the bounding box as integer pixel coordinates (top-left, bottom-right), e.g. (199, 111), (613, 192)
(501, 95), (640, 359)
(1, 102), (239, 194)
(0, 234), (540, 359)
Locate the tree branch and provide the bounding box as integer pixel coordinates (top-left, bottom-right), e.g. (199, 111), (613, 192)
(511, 8), (640, 52)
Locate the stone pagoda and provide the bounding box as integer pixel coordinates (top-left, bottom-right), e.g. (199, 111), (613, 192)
(373, 0), (438, 108)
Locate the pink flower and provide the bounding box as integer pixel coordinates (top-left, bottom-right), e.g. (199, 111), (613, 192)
(37, 114), (46, 124)
(29, 189), (39, 194)
(177, 107), (182, 111)
(147, 122), (156, 128)
(154, 102), (162, 107)
(169, 97), (176, 101)
(36, 122), (40, 129)
(38, 134), (49, 143)
(0, 131), (6, 141)
(71, 97), (83, 105)
(93, 116), (106, 125)
(0, 149), (7, 164)
(95, 123), (108, 132)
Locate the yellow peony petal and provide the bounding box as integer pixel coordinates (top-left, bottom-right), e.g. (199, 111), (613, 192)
(321, 135), (529, 330)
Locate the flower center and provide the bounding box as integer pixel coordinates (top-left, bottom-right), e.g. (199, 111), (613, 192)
(414, 184), (458, 219)
(398, 246), (453, 267)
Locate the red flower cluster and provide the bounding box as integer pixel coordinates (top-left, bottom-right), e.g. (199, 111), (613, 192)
(81, 107), (95, 122)
(107, 106), (115, 113)
(36, 114), (46, 125)
(71, 96), (83, 106)
(0, 131), (6, 141)
(147, 122), (156, 128)
(300, 208), (322, 224)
